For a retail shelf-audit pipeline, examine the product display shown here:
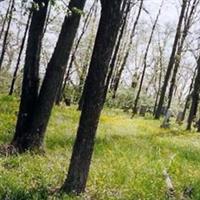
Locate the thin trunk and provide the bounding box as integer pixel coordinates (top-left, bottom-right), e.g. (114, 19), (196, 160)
(77, 36), (94, 104)
(182, 68), (197, 121)
(186, 57), (200, 130)
(11, 0), (49, 151)
(9, 12), (32, 95)
(0, 0), (12, 40)
(43, 3), (51, 37)
(167, 0), (198, 109)
(132, 0), (164, 116)
(155, 0), (188, 119)
(111, 0), (143, 98)
(62, 0), (125, 194)
(0, 0), (15, 70)
(153, 60), (163, 115)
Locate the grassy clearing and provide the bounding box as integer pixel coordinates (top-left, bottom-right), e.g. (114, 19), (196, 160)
(0, 95), (200, 199)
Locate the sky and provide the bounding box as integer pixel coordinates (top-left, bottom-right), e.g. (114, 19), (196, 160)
(143, 0), (179, 25)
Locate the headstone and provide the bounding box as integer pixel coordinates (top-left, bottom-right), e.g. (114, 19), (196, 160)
(64, 98), (71, 106)
(146, 106), (153, 115)
(139, 105), (147, 117)
(132, 106), (139, 115)
(161, 110), (171, 128)
(176, 111), (183, 125)
(161, 106), (167, 116)
(123, 105), (130, 113)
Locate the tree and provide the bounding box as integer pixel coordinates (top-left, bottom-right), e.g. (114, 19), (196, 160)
(55, 0), (97, 105)
(103, 0), (131, 102)
(155, 0), (188, 119)
(0, 0), (15, 70)
(167, 0), (199, 109)
(111, 0), (143, 99)
(182, 67), (197, 121)
(9, 11), (32, 95)
(12, 0), (88, 152)
(132, 0), (164, 116)
(187, 55), (200, 130)
(0, 0), (12, 40)
(11, 0), (49, 152)
(61, 0), (126, 194)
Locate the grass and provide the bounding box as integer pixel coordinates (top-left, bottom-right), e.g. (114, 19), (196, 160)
(0, 95), (200, 199)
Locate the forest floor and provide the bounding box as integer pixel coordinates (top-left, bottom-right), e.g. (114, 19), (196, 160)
(0, 95), (200, 200)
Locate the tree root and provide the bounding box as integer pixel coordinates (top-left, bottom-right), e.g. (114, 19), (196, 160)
(0, 144), (18, 156)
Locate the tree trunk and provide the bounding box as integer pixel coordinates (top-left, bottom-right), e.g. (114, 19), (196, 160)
(167, 0), (198, 109)
(155, 0), (187, 119)
(20, 0), (87, 151)
(0, 0), (15, 70)
(111, 0), (143, 99)
(182, 68), (197, 121)
(55, 1), (97, 105)
(9, 12), (32, 95)
(11, 0), (49, 152)
(0, 0), (12, 40)
(61, 0), (125, 194)
(103, 1), (130, 102)
(132, 0), (163, 116)
(186, 56), (200, 130)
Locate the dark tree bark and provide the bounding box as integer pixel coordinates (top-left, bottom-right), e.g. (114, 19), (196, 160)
(18, 0), (87, 151)
(61, 0), (125, 194)
(187, 56), (200, 130)
(9, 12), (32, 95)
(111, 0), (143, 99)
(103, 0), (131, 102)
(0, 0), (12, 40)
(55, 1), (96, 105)
(155, 0), (187, 119)
(167, 0), (198, 109)
(132, 0), (163, 116)
(11, 0), (49, 152)
(0, 0), (15, 70)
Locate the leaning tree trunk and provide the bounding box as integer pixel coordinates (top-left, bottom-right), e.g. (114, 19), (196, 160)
(103, 1), (130, 103)
(61, 0), (125, 194)
(182, 67), (197, 121)
(155, 0), (187, 119)
(111, 0), (143, 99)
(0, 0), (15, 70)
(167, 0), (198, 109)
(19, 0), (87, 151)
(132, 0), (163, 116)
(186, 56), (200, 131)
(0, 0), (12, 40)
(55, 1), (97, 105)
(11, 0), (49, 152)
(9, 12), (32, 95)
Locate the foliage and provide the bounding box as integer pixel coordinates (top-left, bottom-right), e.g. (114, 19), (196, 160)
(0, 96), (200, 199)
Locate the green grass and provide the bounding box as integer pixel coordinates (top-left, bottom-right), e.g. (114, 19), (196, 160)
(0, 95), (200, 199)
